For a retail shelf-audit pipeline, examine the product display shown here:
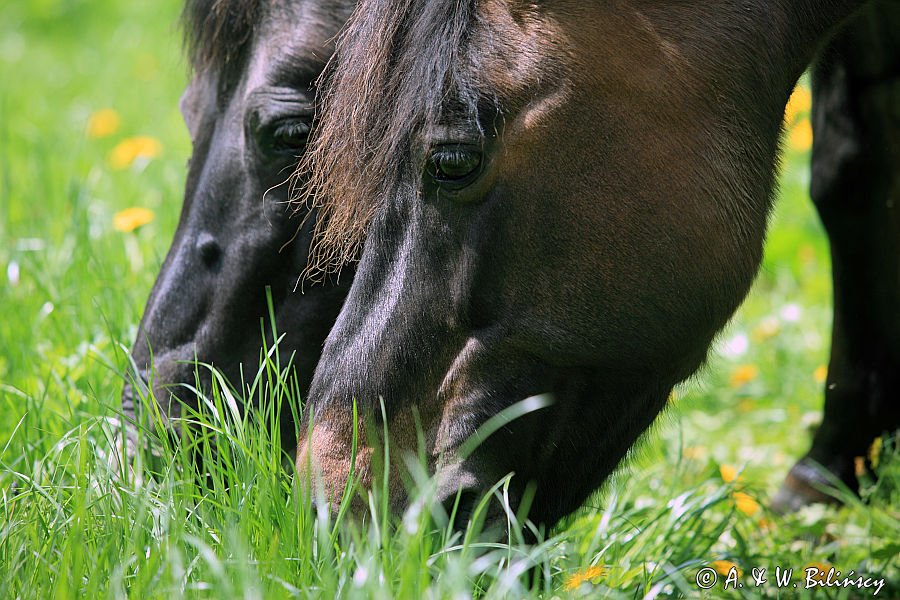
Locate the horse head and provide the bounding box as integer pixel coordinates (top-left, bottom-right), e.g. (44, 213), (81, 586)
(124, 0), (354, 454)
(296, 0), (863, 525)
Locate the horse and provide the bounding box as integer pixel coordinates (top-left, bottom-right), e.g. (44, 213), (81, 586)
(122, 0), (355, 456)
(295, 0), (900, 526)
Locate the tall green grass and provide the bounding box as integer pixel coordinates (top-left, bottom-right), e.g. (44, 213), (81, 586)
(1, 1), (898, 597)
(3, 348), (898, 597)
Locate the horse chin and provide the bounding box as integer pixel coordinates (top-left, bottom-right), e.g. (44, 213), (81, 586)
(122, 348), (224, 429)
(466, 375), (673, 526)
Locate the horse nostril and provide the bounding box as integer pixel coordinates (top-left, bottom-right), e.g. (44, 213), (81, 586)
(195, 232), (222, 269)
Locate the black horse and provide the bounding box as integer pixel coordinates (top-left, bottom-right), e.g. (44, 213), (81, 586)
(294, 0), (900, 525)
(122, 0), (354, 455)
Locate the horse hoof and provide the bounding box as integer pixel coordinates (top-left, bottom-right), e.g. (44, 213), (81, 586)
(770, 459), (844, 514)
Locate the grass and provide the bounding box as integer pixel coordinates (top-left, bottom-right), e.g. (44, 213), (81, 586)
(1, 1), (898, 598)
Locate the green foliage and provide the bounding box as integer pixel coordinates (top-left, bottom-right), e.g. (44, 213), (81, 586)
(1, 2), (897, 598)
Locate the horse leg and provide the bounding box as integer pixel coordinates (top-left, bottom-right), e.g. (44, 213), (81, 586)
(772, 2), (900, 513)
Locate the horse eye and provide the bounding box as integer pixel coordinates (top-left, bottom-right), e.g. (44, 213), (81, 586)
(266, 119), (310, 155)
(427, 145), (482, 187)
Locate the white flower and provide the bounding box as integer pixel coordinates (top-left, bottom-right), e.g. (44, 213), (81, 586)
(780, 303), (802, 322)
(720, 333), (749, 358)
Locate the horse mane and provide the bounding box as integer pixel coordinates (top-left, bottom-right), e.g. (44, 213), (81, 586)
(182, 0), (267, 77)
(296, 0), (483, 278)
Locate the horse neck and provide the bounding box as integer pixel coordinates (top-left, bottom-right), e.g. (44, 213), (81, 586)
(794, 0), (870, 38)
(784, 0), (870, 67)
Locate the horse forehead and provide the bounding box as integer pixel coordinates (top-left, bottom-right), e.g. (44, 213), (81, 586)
(470, 1), (569, 102)
(242, 0), (343, 90)
(469, 3), (709, 102)
(260, 0), (334, 46)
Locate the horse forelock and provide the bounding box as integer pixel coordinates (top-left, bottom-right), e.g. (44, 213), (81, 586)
(296, 0), (487, 279)
(182, 0), (268, 78)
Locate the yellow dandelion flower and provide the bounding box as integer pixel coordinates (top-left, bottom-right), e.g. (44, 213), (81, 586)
(798, 244), (816, 264)
(710, 560), (741, 577)
(813, 365), (828, 384)
(733, 492), (760, 516)
(869, 437), (882, 469)
(737, 399), (756, 413)
(751, 317), (780, 342)
(108, 136), (163, 170)
(803, 562), (833, 583)
(854, 456), (867, 478)
(87, 108), (121, 138)
(789, 119), (813, 152)
(683, 445), (706, 460)
(563, 565), (607, 591)
(729, 364), (759, 388)
(784, 86), (812, 125)
(719, 463), (740, 483)
(113, 207), (155, 232)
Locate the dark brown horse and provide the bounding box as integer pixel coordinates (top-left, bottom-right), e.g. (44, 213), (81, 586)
(122, 0), (354, 455)
(296, 0), (900, 525)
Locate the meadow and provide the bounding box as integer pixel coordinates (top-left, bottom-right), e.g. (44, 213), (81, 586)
(1, 1), (898, 597)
